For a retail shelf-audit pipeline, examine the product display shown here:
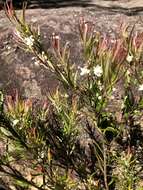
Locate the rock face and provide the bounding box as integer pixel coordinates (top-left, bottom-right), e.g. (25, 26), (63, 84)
(1, 0), (143, 13)
(0, 2), (143, 99)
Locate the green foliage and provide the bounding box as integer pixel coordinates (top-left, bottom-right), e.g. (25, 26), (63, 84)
(113, 152), (139, 190)
(0, 1), (142, 190)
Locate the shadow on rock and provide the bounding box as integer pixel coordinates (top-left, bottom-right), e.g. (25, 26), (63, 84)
(2, 0), (93, 8)
(89, 3), (143, 16)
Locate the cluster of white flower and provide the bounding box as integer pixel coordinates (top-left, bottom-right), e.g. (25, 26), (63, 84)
(80, 67), (90, 76)
(24, 35), (34, 47)
(93, 65), (102, 77)
(79, 65), (103, 77)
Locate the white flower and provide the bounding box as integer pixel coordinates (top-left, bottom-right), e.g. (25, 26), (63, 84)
(34, 60), (40, 66)
(126, 54), (133, 63)
(42, 51), (48, 61)
(93, 65), (102, 77)
(110, 95), (115, 100)
(80, 66), (90, 76)
(97, 81), (103, 90)
(24, 35), (34, 47)
(138, 84), (143, 91)
(126, 70), (130, 75)
(7, 46), (11, 50)
(61, 93), (69, 98)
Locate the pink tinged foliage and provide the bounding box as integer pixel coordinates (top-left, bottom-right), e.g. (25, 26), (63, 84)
(5, 95), (13, 112)
(5, 90), (32, 114)
(79, 17), (93, 42)
(51, 33), (60, 52)
(112, 39), (127, 63)
(42, 100), (49, 111)
(24, 99), (32, 113)
(5, 0), (14, 18)
(98, 36), (108, 55)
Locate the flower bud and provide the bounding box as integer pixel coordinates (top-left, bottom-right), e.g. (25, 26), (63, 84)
(51, 33), (60, 51)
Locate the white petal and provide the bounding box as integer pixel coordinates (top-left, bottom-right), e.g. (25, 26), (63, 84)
(138, 84), (143, 91)
(93, 65), (102, 77)
(80, 67), (90, 76)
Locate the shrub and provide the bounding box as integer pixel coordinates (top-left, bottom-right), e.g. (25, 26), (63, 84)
(0, 1), (143, 189)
